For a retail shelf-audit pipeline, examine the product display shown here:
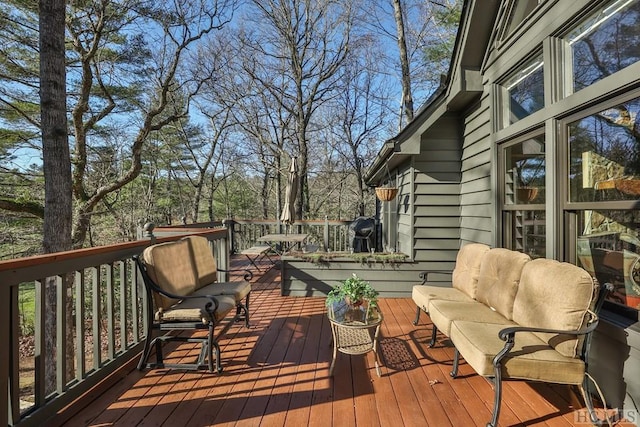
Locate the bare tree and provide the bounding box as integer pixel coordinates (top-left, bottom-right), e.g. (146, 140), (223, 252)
(392, 0), (414, 125)
(240, 0), (355, 219)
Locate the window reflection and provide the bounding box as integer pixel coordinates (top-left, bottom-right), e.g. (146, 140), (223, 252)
(576, 210), (640, 310)
(504, 136), (545, 204)
(502, 0), (540, 39)
(509, 210), (546, 258)
(568, 97), (640, 202)
(567, 0), (640, 92)
(504, 54), (544, 125)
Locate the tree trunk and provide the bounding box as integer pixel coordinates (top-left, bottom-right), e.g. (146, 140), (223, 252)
(392, 0), (414, 126)
(39, 0), (74, 392)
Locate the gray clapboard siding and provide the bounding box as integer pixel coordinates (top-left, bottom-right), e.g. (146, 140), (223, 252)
(414, 217), (461, 228)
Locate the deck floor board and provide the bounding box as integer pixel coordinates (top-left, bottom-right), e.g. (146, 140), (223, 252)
(59, 256), (632, 427)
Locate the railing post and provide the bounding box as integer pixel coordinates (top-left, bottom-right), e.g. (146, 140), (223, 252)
(223, 219), (236, 254)
(324, 216), (329, 251)
(142, 222), (156, 244)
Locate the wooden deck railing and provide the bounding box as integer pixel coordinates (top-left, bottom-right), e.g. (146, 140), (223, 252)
(0, 228), (230, 427)
(0, 218), (364, 426)
(223, 218), (356, 252)
(153, 218), (358, 253)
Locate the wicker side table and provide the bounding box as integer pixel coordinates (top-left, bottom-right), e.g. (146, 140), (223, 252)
(327, 302), (383, 377)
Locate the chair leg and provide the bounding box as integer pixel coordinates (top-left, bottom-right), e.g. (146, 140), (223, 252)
(450, 347), (460, 378)
(487, 363), (504, 427)
(244, 293), (250, 327)
(413, 306), (421, 325)
(207, 324), (215, 372)
(429, 324), (438, 347)
(137, 326), (153, 371)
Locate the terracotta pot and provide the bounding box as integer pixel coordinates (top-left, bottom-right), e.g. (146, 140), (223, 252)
(625, 295), (640, 310)
(516, 187), (538, 202)
(375, 187), (398, 201)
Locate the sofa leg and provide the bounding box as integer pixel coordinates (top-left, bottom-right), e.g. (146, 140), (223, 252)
(429, 324), (438, 347)
(413, 306), (421, 325)
(450, 348), (460, 378)
(487, 364), (504, 427)
(579, 378), (605, 426)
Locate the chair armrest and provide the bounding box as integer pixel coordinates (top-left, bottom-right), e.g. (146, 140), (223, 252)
(418, 270), (453, 284)
(133, 254), (221, 315)
(218, 267), (253, 282)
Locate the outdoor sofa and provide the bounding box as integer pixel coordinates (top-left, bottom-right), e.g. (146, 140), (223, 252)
(412, 245), (611, 427)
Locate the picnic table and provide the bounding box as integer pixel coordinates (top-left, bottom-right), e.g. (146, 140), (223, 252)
(256, 233), (309, 255)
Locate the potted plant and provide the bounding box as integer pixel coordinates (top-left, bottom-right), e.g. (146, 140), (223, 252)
(325, 273), (379, 308)
(326, 274), (379, 322)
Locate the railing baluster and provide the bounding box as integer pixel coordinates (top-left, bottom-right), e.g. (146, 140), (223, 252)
(106, 264), (115, 360)
(56, 275), (66, 394)
(75, 270), (85, 380)
(131, 259), (139, 343)
(92, 267), (101, 370)
(34, 278), (46, 406)
(120, 261), (128, 353)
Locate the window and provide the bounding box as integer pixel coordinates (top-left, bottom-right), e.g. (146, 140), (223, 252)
(565, 0), (640, 92)
(502, 0), (542, 39)
(566, 94), (640, 313)
(575, 210), (640, 311)
(501, 53), (545, 126)
(500, 134), (546, 258)
(568, 96), (640, 203)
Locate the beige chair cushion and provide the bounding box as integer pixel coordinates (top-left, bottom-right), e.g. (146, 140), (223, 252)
(450, 320), (586, 384)
(156, 294), (236, 324)
(143, 239), (198, 310)
(412, 285), (473, 314)
(452, 243), (491, 298)
(475, 249), (531, 320)
(512, 259), (596, 358)
(429, 299), (514, 337)
(182, 235), (218, 289)
(193, 281), (251, 304)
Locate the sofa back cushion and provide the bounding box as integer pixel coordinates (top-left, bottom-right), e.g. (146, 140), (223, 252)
(452, 243), (491, 299)
(475, 248), (531, 319)
(512, 258), (596, 358)
(182, 235), (218, 289)
(143, 239), (198, 310)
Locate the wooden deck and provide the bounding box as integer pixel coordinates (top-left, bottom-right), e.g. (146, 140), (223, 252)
(58, 256), (630, 427)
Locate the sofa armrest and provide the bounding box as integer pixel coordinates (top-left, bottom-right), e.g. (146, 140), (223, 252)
(418, 270), (452, 284)
(493, 310), (599, 365)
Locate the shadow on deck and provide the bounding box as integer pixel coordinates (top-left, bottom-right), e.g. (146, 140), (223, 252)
(56, 256), (631, 427)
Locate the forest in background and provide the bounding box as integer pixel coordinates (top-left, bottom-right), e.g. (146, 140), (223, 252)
(0, 0), (460, 258)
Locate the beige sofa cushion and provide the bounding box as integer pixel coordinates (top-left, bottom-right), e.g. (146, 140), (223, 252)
(412, 285), (473, 314)
(182, 235), (218, 289)
(193, 281), (251, 304)
(429, 299), (514, 337)
(143, 239), (198, 310)
(452, 243), (491, 298)
(157, 294), (236, 324)
(512, 258), (596, 358)
(475, 249), (531, 320)
(450, 320), (586, 384)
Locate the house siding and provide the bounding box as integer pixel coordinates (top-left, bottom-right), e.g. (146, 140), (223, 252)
(412, 114), (462, 265)
(460, 90), (493, 246)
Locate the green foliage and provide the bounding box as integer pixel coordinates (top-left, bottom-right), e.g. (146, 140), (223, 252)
(325, 273), (379, 308)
